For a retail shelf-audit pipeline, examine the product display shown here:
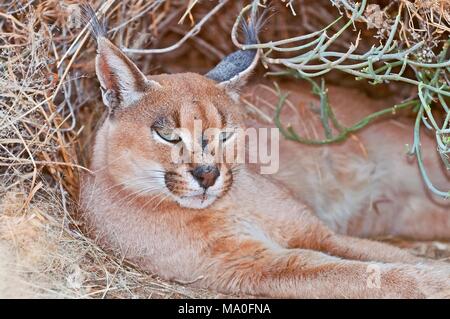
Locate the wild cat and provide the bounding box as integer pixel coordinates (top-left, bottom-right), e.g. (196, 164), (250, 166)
(80, 3), (450, 298)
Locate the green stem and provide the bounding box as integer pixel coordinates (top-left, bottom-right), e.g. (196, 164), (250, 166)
(274, 86), (418, 145)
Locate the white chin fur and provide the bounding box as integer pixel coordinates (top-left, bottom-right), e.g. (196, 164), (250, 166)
(173, 194), (218, 209)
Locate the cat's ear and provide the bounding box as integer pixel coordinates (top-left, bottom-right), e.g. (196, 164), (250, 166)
(95, 38), (160, 109)
(80, 3), (160, 110)
(206, 49), (259, 100)
(205, 3), (265, 100)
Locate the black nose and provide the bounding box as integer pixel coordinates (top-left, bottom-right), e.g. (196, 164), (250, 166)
(191, 165), (220, 189)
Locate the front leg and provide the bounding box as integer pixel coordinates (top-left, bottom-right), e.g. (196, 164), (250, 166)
(200, 241), (449, 298)
(276, 209), (444, 266)
(318, 233), (425, 264)
(230, 171), (446, 266)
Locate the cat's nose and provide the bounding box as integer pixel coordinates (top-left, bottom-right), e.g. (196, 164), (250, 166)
(191, 165), (220, 189)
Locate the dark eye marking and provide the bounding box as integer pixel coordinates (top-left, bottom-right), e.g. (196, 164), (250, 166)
(151, 116), (181, 144)
(217, 109), (226, 127)
(152, 116), (170, 130)
(219, 131), (234, 143)
(202, 137), (208, 150)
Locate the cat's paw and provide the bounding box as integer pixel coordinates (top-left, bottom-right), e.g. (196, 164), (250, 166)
(382, 264), (450, 298)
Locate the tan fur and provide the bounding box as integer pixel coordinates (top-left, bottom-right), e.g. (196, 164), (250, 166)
(244, 83), (450, 240)
(80, 40), (450, 298)
(81, 73), (450, 298)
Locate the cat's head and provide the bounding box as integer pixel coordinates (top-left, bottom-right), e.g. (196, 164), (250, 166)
(85, 4), (263, 209)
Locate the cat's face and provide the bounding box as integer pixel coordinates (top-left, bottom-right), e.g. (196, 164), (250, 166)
(88, 21), (258, 208)
(83, 1), (261, 209)
(100, 73), (246, 209)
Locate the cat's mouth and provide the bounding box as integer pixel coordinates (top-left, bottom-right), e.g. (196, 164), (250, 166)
(162, 167), (233, 209)
(166, 182), (224, 209)
(180, 189), (220, 201)
(173, 191), (219, 209)
(182, 192), (207, 201)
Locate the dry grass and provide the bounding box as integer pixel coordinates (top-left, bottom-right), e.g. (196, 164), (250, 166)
(0, 0), (449, 298)
(0, 0), (237, 299)
(0, 190), (215, 298)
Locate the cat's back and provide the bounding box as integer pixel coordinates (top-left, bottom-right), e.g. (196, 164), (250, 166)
(242, 82), (441, 235)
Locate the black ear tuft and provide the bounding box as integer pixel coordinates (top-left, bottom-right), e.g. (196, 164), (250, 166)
(241, 1), (267, 46)
(78, 2), (107, 41)
(77, 2), (160, 111)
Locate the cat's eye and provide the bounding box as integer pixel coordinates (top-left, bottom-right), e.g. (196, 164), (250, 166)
(154, 127), (181, 144)
(219, 131), (234, 143)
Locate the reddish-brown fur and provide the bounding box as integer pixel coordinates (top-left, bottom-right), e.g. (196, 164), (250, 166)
(80, 36), (450, 298)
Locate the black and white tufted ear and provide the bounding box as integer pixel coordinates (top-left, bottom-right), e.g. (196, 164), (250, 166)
(80, 4), (160, 111)
(206, 2), (265, 96)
